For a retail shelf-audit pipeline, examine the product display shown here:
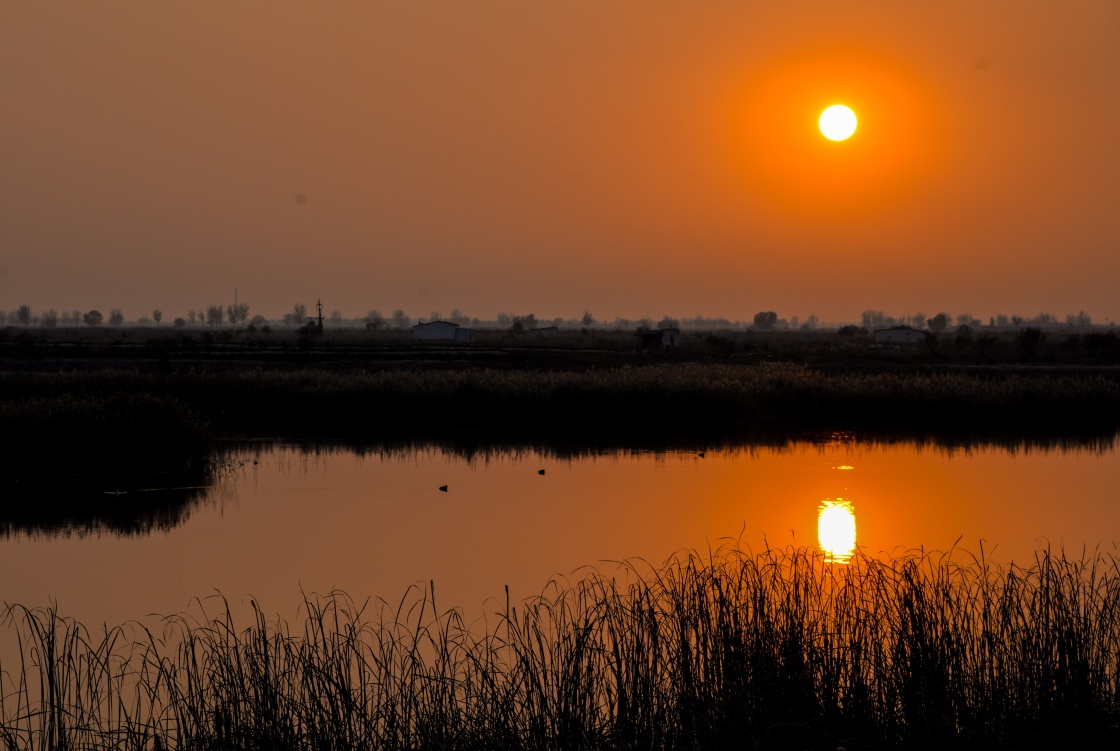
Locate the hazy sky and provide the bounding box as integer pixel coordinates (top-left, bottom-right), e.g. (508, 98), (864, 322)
(3, 1), (1118, 324)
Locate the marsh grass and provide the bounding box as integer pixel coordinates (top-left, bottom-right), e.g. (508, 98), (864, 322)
(3, 546), (1119, 750)
(3, 364), (1119, 451)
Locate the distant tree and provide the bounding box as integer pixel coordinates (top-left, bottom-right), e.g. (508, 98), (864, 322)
(956, 313), (977, 327)
(0, 310), (7, 324)
(994, 314), (1010, 327)
(927, 313), (950, 333)
(205, 305), (224, 326)
(249, 314), (268, 328)
(581, 311), (595, 328)
(911, 312), (926, 330)
(329, 310), (344, 326)
(227, 303), (249, 325)
(15, 304), (32, 325)
(837, 324), (865, 336)
(83, 310), (103, 326)
(1030, 312), (1057, 325)
(392, 309), (410, 329)
(137, 316), (151, 325)
(173, 317), (186, 327)
(860, 310), (886, 329)
(365, 310), (385, 330)
(753, 311), (778, 330)
(504, 313), (537, 334)
(1066, 310), (1092, 327)
(428, 311), (442, 323)
(40, 309), (58, 328)
(448, 308), (470, 326)
(1010, 315), (1024, 327)
(187, 309), (197, 325)
(152, 309), (163, 325)
(657, 316), (680, 329)
(285, 303), (308, 326)
(109, 309), (124, 326)
(801, 314), (820, 331)
(496, 312), (512, 328)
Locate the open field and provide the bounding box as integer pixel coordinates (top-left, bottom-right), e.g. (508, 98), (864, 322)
(3, 545), (1119, 750)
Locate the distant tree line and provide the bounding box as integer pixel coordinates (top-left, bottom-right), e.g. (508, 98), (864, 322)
(0, 301), (1109, 333)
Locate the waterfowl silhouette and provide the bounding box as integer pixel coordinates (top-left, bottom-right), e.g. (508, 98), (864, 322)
(538, 469), (545, 475)
(439, 485), (448, 492)
(697, 451), (706, 458)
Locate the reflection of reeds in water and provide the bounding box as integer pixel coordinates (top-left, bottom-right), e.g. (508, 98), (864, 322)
(3, 546), (1120, 749)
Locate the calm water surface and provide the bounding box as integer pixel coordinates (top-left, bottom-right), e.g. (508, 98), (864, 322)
(3, 440), (1118, 629)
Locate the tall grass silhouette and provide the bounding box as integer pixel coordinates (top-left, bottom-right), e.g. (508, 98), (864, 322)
(3, 545), (1119, 749)
(4, 365), (1120, 451)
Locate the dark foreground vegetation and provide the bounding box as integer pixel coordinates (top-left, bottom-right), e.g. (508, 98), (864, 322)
(3, 545), (1119, 750)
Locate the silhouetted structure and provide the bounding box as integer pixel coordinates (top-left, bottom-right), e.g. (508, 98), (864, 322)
(636, 326), (680, 352)
(873, 326), (925, 346)
(412, 320), (473, 342)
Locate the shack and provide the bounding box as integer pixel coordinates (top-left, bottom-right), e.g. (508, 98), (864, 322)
(636, 326), (680, 352)
(872, 326), (925, 346)
(412, 320), (473, 343)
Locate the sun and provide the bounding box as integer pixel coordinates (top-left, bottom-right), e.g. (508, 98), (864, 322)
(819, 104), (857, 141)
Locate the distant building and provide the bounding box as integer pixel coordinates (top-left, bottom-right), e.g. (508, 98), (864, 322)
(636, 327), (680, 352)
(873, 326), (925, 345)
(412, 320), (473, 343)
(531, 326), (559, 336)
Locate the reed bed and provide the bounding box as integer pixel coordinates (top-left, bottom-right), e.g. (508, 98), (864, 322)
(3, 546), (1119, 750)
(3, 364), (1119, 450)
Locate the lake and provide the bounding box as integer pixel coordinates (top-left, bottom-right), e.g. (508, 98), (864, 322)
(3, 437), (1118, 631)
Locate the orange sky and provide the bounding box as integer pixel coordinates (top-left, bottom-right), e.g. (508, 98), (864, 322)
(2, 1), (1118, 324)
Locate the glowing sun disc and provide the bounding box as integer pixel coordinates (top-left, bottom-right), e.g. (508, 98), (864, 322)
(818, 499), (857, 562)
(819, 104), (857, 141)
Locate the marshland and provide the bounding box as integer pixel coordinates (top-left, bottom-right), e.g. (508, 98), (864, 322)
(3, 324), (1120, 487)
(3, 325), (1120, 749)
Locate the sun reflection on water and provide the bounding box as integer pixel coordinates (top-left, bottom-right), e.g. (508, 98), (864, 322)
(818, 498), (857, 563)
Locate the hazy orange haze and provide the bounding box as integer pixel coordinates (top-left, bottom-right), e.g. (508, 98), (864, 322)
(2, 1), (1118, 324)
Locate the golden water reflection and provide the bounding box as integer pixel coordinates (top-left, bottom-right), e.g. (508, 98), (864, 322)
(1, 441), (1118, 631)
(817, 498), (857, 563)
